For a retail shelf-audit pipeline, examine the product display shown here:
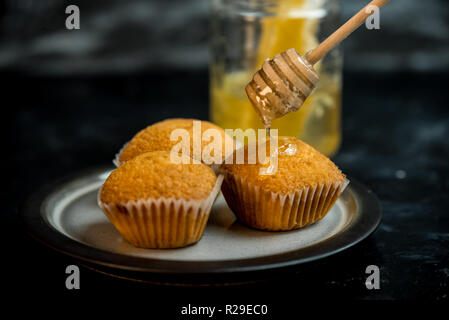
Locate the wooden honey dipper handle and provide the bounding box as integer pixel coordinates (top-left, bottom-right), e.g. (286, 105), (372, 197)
(306, 0), (390, 65)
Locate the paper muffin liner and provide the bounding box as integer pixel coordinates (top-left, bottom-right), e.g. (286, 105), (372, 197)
(112, 142), (128, 167)
(98, 174), (224, 249)
(220, 172), (349, 231)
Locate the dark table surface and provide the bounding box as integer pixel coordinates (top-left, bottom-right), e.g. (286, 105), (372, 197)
(3, 70), (449, 305)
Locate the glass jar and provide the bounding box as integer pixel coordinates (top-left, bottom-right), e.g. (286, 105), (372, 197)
(210, 0), (342, 157)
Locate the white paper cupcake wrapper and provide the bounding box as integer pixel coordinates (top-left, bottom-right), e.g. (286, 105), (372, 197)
(112, 141), (129, 167)
(221, 171), (349, 231)
(98, 174), (224, 248)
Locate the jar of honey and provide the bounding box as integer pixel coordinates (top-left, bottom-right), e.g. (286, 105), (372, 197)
(210, 0), (342, 156)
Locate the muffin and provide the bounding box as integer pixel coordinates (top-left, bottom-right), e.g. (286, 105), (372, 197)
(99, 150), (223, 248)
(220, 136), (348, 231)
(115, 118), (235, 167)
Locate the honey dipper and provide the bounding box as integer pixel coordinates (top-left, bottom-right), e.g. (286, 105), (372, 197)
(246, 0), (390, 127)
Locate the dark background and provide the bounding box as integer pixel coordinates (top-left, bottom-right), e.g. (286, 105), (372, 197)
(2, 0), (448, 307)
(1, 0), (449, 74)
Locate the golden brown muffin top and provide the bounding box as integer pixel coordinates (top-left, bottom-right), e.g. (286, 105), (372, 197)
(221, 136), (345, 194)
(119, 118), (235, 165)
(101, 151), (217, 203)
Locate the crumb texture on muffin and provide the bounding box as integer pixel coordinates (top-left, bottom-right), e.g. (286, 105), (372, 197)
(119, 118), (234, 164)
(101, 151), (217, 203)
(222, 136), (345, 195)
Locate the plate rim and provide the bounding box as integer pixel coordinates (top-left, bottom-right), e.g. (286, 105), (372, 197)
(21, 166), (382, 274)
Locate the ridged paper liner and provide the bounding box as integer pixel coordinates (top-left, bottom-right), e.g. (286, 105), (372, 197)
(221, 172), (349, 231)
(112, 142), (128, 167)
(98, 175), (224, 248)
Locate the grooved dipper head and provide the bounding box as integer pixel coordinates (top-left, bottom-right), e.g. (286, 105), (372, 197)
(245, 48), (319, 127)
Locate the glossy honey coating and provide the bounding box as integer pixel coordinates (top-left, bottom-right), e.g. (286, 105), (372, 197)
(119, 118), (235, 165)
(101, 151), (217, 203)
(221, 136), (345, 195)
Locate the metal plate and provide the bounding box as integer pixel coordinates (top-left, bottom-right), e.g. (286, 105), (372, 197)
(22, 167), (381, 275)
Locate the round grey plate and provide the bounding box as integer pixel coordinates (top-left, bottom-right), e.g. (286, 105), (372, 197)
(22, 167), (381, 276)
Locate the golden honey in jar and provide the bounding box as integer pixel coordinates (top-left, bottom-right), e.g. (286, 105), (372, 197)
(210, 0), (342, 156)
